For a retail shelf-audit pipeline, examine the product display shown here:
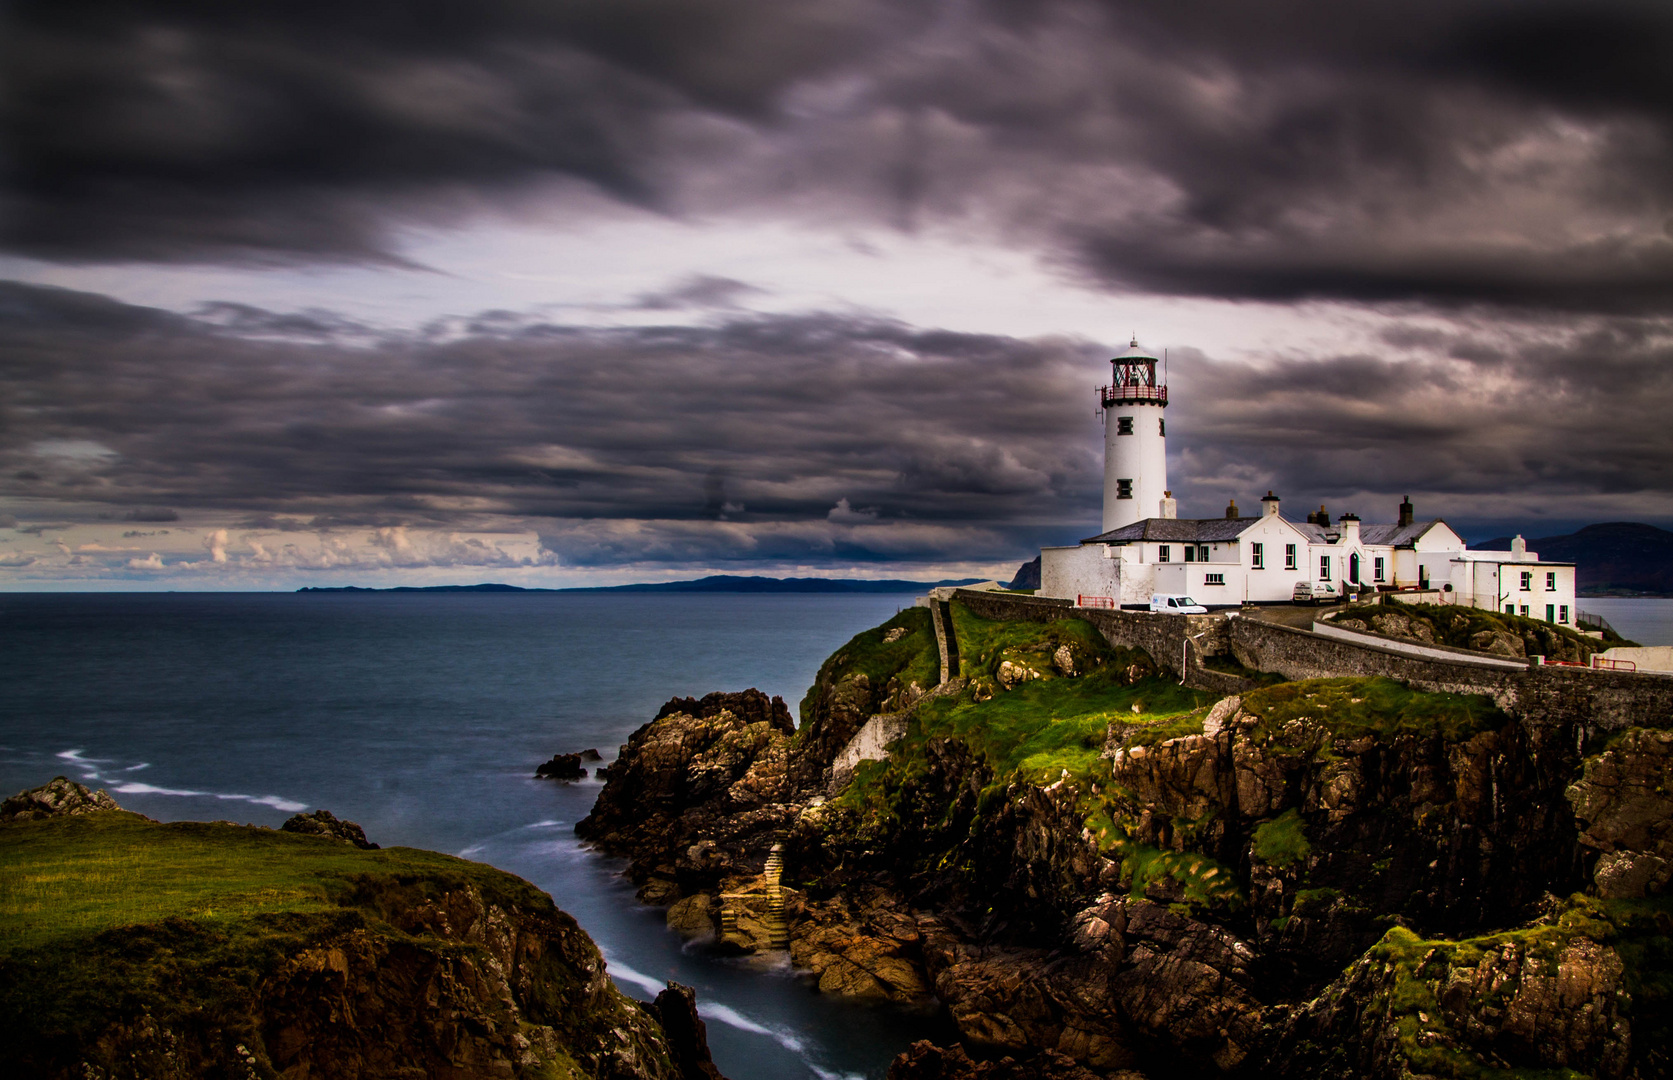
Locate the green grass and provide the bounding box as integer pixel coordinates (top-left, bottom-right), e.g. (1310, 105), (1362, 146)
(1240, 677), (1507, 748)
(1251, 808), (1312, 867)
(797, 606), (939, 727)
(0, 812), (547, 952)
(949, 601), (1115, 685)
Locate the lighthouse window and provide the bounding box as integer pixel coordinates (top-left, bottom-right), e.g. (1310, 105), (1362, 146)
(1159, 419), (1166, 437)
(1158, 545), (1170, 563)
(1284, 544), (1297, 570)
(1116, 416), (1134, 435)
(1250, 543), (1263, 569)
(1116, 479), (1133, 500)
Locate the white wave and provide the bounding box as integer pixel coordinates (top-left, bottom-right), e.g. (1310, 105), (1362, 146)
(701, 1003), (809, 1055)
(525, 819), (564, 829)
(107, 779), (307, 813)
(604, 959), (667, 998)
(124, 762), (151, 772)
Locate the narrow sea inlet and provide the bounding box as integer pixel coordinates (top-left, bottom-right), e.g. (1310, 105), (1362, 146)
(0, 591), (953, 1080)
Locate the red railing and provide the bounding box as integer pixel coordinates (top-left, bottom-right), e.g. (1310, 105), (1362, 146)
(1077, 595), (1116, 609)
(1593, 657), (1637, 672)
(1099, 384), (1167, 406)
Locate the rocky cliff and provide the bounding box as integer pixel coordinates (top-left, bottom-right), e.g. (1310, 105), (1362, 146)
(581, 600), (1673, 1078)
(1, 779), (725, 1080)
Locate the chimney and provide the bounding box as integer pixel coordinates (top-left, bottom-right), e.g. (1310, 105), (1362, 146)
(1511, 535), (1527, 562)
(1340, 513), (1361, 545)
(1159, 490), (1178, 519)
(1308, 505), (1331, 527)
(1398, 496), (1414, 528)
(1261, 491), (1281, 518)
(1225, 499), (1240, 520)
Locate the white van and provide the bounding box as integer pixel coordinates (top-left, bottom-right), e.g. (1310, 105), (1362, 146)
(1292, 581), (1341, 606)
(1150, 594), (1208, 614)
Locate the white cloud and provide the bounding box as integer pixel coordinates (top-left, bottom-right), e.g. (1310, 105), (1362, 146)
(127, 552), (165, 569)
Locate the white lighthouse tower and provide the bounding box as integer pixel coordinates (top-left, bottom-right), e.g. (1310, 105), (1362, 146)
(1100, 337), (1169, 532)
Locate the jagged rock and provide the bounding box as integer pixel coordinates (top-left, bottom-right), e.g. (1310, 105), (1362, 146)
(666, 893), (716, 938)
(1052, 645), (1078, 677)
(1567, 727), (1673, 898)
(578, 748), (603, 761)
(1, 775), (121, 822)
(885, 627), (909, 644)
(652, 982), (728, 1080)
(1470, 628), (1526, 657)
(788, 891), (930, 1000)
(886, 1040), (1111, 1080)
(536, 752), (587, 779)
(280, 808), (379, 849)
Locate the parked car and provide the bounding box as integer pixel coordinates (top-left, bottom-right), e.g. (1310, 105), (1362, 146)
(1150, 594), (1208, 614)
(1292, 581), (1341, 605)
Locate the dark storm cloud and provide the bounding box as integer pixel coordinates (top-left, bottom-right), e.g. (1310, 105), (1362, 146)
(5, 281), (1672, 567)
(6, 0), (1671, 312)
(0, 280), (1100, 565)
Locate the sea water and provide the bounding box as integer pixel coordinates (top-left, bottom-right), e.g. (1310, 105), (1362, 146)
(1575, 597), (1673, 648)
(0, 591), (956, 1080)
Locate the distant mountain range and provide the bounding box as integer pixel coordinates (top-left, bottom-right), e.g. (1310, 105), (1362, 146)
(1475, 522), (1673, 596)
(298, 575), (985, 595)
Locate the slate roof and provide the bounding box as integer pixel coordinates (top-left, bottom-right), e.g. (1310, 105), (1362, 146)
(1083, 517), (1450, 547)
(1082, 518), (1261, 545)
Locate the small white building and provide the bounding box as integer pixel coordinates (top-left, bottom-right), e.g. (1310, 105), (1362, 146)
(1038, 341), (1578, 624)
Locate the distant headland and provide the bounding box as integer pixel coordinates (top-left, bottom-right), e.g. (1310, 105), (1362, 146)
(296, 574), (985, 594)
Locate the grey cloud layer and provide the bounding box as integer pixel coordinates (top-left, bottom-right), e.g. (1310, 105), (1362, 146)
(4, 282), (1671, 568)
(5, 0), (1670, 310)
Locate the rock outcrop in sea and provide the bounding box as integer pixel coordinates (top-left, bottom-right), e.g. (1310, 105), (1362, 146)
(578, 601), (1673, 1079)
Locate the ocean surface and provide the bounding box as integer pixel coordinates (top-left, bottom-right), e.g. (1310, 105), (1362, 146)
(0, 591), (955, 1080)
(1575, 597), (1673, 648)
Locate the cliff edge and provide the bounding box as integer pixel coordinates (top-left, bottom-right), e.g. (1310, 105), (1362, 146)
(1, 778), (726, 1080)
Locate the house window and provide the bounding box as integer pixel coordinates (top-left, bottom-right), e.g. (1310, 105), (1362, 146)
(1547, 572), (1556, 590)
(1520, 604), (1529, 617)
(1546, 604), (1555, 623)
(1158, 545), (1170, 563)
(1204, 573), (1225, 586)
(1560, 604), (1569, 623)
(1374, 556), (1385, 582)
(1198, 544), (1209, 562)
(1520, 571), (1531, 591)
(1506, 604), (1515, 614)
(1321, 555), (1331, 579)
(1284, 544), (1297, 570)
(1184, 545), (1195, 563)
(1116, 416), (1134, 435)
(1251, 542), (1264, 569)
(1116, 478), (1132, 499)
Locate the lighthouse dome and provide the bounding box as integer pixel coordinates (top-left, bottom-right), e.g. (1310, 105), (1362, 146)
(1112, 337), (1160, 362)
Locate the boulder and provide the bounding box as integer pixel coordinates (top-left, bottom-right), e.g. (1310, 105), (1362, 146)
(536, 753), (587, 779)
(652, 982), (728, 1080)
(280, 808), (379, 849)
(666, 893), (716, 939)
(1, 776), (121, 822)
(1470, 628), (1526, 657)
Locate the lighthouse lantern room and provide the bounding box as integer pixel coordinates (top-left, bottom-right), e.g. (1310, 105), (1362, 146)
(1100, 338), (1169, 532)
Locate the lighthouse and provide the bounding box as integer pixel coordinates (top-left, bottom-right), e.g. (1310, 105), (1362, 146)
(1100, 337), (1168, 532)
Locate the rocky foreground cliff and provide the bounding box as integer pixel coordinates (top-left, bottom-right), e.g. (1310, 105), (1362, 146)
(1, 778), (726, 1080)
(577, 602), (1673, 1079)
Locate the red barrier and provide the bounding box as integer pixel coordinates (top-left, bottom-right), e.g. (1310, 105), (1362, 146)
(1592, 657), (1637, 672)
(1077, 595), (1116, 609)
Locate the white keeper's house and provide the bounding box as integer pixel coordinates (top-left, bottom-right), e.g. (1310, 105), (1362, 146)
(1039, 339), (1579, 624)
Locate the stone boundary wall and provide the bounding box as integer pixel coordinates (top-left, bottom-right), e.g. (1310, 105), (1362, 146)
(954, 590), (1673, 730)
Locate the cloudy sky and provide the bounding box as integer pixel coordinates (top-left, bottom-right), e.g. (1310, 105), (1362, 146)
(3, 0), (1671, 588)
